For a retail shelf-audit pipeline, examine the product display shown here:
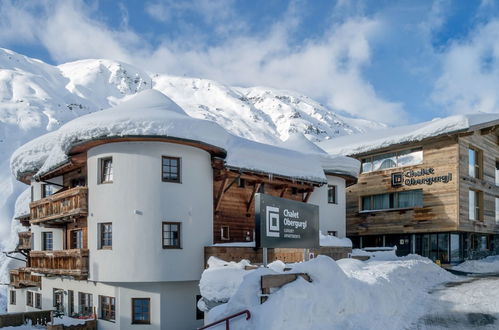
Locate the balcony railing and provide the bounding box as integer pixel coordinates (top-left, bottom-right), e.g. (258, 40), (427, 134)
(17, 231), (32, 251)
(9, 268), (41, 289)
(27, 249), (89, 279)
(29, 186), (88, 225)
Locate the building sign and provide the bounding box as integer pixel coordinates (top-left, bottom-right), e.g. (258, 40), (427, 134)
(391, 167), (452, 187)
(255, 193), (319, 248)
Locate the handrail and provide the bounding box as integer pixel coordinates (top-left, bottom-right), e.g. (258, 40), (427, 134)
(198, 310), (251, 330)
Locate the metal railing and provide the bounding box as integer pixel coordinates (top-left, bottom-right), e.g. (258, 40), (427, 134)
(198, 310), (251, 330)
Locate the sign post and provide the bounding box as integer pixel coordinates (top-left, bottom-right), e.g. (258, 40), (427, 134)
(255, 193), (319, 261)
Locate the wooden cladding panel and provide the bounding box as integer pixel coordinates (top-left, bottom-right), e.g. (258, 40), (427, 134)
(346, 137), (460, 236)
(458, 132), (499, 234)
(213, 170), (314, 243)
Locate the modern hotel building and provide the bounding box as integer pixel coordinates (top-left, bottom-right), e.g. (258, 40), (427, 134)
(319, 114), (499, 264)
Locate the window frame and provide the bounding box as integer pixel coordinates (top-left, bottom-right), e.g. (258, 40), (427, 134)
(68, 290), (75, 316)
(161, 156), (181, 183)
(99, 157), (113, 184)
(10, 290), (16, 305)
(42, 232), (53, 251)
(221, 226), (230, 240)
(131, 298), (151, 325)
(99, 223), (112, 249)
(35, 292), (42, 309)
(469, 189), (483, 221)
(99, 295), (116, 322)
(327, 185), (337, 204)
(162, 222), (181, 249)
(360, 189), (423, 212)
(468, 147), (482, 179)
(71, 229), (83, 249)
(26, 291), (33, 307)
(361, 147), (423, 173)
(78, 292), (93, 316)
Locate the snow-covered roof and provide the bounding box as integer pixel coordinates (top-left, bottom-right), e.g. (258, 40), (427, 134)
(10, 90), (357, 183)
(278, 133), (360, 178)
(318, 114), (499, 156)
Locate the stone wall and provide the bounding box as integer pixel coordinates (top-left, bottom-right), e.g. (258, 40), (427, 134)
(204, 246), (351, 267)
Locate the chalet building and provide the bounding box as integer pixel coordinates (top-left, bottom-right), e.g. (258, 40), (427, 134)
(6, 90), (359, 329)
(319, 114), (499, 264)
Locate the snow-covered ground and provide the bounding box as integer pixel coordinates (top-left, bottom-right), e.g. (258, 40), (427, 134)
(200, 254), (456, 329)
(452, 255), (499, 274)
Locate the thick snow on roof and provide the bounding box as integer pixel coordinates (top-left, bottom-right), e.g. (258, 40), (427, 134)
(318, 113), (499, 156)
(11, 90), (332, 183)
(278, 133), (360, 178)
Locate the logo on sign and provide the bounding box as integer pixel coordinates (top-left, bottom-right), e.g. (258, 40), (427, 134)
(266, 206), (280, 237)
(391, 172), (404, 187)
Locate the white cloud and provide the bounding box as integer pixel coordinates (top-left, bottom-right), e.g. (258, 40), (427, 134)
(432, 20), (499, 114)
(0, 0), (406, 124)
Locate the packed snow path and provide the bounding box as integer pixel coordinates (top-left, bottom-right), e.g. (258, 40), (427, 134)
(411, 275), (499, 329)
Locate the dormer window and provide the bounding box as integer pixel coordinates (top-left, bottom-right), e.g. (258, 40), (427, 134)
(99, 157), (113, 184)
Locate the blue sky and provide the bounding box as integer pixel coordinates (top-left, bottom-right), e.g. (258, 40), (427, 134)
(1, 0), (499, 125)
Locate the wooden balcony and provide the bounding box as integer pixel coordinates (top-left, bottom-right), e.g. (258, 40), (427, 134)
(29, 186), (88, 225)
(27, 249), (89, 280)
(9, 268), (41, 289)
(17, 231), (32, 251)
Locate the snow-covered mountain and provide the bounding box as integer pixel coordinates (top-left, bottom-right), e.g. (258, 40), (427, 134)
(0, 46), (385, 241)
(0, 47), (384, 308)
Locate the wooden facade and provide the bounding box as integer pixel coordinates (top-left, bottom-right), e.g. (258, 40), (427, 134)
(346, 130), (499, 238)
(27, 249), (89, 279)
(212, 164), (318, 243)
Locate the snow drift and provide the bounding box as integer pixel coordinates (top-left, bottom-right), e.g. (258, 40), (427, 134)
(200, 255), (455, 330)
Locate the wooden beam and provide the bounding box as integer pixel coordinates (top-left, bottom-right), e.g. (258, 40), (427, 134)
(280, 185), (288, 198)
(223, 176), (239, 194)
(302, 190), (313, 203)
(214, 177), (229, 212)
(246, 182), (262, 213)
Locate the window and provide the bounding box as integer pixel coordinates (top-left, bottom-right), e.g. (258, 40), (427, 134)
(42, 232), (53, 251)
(10, 290), (16, 305)
(68, 290), (75, 316)
(468, 148), (481, 178)
(26, 291), (33, 307)
(327, 231), (337, 237)
(53, 288), (63, 309)
(99, 223), (112, 249)
(71, 230), (83, 249)
(361, 190), (423, 211)
(100, 295), (116, 321)
(132, 298), (150, 324)
(496, 161), (499, 186)
(237, 177), (245, 188)
(162, 222), (181, 248)
(99, 157), (113, 183)
(291, 187), (298, 195)
(41, 184), (57, 198)
(162, 156), (181, 183)
(327, 185), (337, 204)
(469, 190), (481, 221)
(361, 148), (423, 173)
(496, 198), (499, 224)
(78, 292), (93, 316)
(35, 293), (41, 309)
(221, 226), (230, 240)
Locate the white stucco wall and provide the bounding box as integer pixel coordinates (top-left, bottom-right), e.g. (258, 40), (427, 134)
(308, 175), (347, 238)
(8, 278), (202, 330)
(31, 225), (64, 251)
(86, 141), (213, 282)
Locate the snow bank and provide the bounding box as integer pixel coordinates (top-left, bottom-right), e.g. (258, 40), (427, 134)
(452, 255), (499, 274)
(199, 257), (254, 303)
(319, 114), (499, 156)
(51, 315), (87, 326)
(11, 90), (336, 184)
(203, 255), (455, 330)
(320, 232), (352, 247)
